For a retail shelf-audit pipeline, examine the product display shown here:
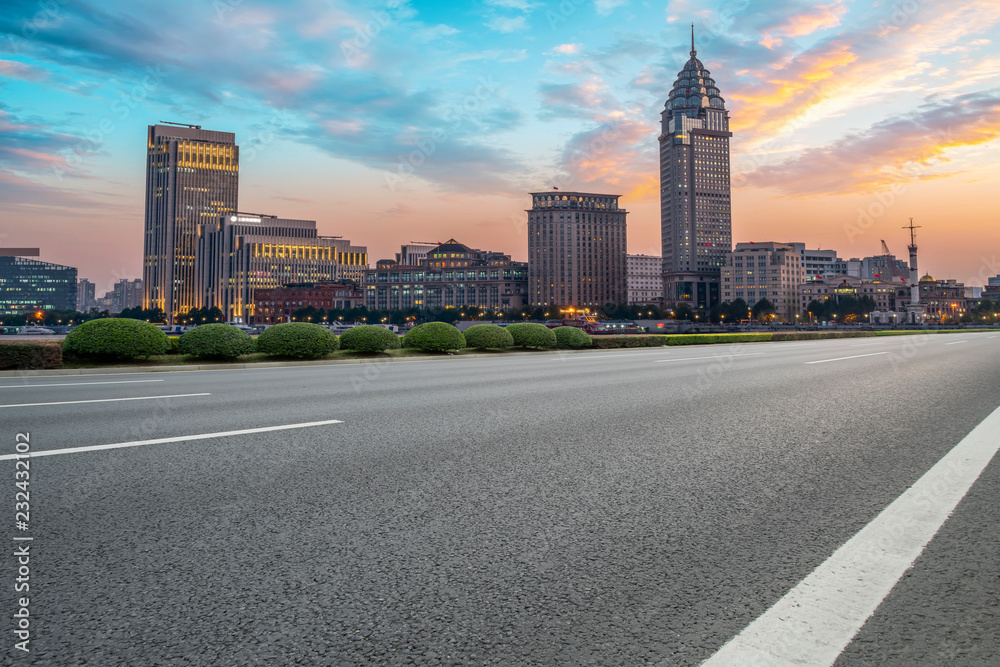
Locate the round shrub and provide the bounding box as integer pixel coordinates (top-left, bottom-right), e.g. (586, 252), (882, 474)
(403, 322), (466, 352)
(63, 318), (170, 360)
(463, 323), (514, 350)
(505, 323), (557, 349)
(178, 323), (256, 360)
(339, 325), (401, 353)
(554, 326), (592, 349)
(256, 322), (339, 359)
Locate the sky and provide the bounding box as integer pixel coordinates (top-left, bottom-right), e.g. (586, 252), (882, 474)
(1, 0), (999, 295)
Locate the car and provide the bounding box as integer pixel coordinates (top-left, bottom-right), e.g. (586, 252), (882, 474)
(18, 326), (56, 335)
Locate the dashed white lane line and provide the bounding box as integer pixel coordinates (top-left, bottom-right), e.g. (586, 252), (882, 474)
(0, 393), (209, 409)
(699, 404), (1000, 667)
(0, 419), (344, 460)
(0, 380), (165, 389)
(944, 340), (968, 345)
(805, 352), (888, 365)
(653, 352), (766, 363)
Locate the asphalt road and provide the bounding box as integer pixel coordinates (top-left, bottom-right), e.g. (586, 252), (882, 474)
(2, 332), (998, 665)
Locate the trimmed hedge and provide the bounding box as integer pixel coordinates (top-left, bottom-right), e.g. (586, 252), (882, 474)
(403, 322), (466, 352)
(256, 322), (339, 358)
(340, 325), (402, 352)
(179, 323), (256, 360)
(506, 323), (557, 349)
(553, 326), (592, 349)
(0, 343), (62, 370)
(463, 323), (514, 350)
(63, 318), (170, 360)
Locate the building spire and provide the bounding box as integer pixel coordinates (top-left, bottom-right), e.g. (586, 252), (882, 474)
(691, 23), (696, 56)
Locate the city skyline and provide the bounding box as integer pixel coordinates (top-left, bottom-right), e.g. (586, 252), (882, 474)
(2, 0), (999, 290)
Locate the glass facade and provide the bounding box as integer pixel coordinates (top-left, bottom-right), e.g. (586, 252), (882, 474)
(0, 256), (77, 317)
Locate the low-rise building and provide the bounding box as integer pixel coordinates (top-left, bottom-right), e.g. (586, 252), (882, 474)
(366, 239), (528, 311)
(721, 242), (804, 320)
(916, 274), (974, 321)
(627, 254), (664, 305)
(0, 249), (77, 317)
(253, 281), (365, 324)
(798, 275), (905, 316)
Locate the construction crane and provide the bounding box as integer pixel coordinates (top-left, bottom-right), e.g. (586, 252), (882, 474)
(879, 239), (907, 282)
(158, 121), (202, 129)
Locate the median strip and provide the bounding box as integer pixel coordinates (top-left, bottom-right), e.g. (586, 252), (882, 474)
(699, 404), (1000, 667)
(0, 419), (344, 460)
(0, 393), (210, 409)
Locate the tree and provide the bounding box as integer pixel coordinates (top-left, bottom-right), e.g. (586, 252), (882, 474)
(751, 298), (776, 322)
(727, 298), (750, 323)
(671, 304), (695, 321)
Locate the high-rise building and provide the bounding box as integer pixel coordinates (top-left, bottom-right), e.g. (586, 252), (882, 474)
(143, 123), (239, 320)
(660, 27), (732, 310)
(720, 242), (804, 320)
(111, 279), (143, 314)
(0, 249), (77, 317)
(77, 279), (97, 311)
(197, 213), (367, 323)
(626, 254), (664, 305)
(527, 192), (627, 307)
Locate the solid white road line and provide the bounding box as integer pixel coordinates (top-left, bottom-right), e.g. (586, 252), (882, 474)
(699, 404), (1000, 667)
(0, 419), (344, 460)
(805, 352), (888, 365)
(0, 380), (165, 389)
(0, 393), (209, 409)
(654, 353), (765, 363)
(944, 340), (968, 345)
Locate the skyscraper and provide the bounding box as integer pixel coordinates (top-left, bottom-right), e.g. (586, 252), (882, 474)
(143, 123), (239, 320)
(660, 27), (732, 310)
(527, 192), (627, 308)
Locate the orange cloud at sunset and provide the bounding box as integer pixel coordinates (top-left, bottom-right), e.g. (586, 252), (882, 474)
(759, 1), (847, 49)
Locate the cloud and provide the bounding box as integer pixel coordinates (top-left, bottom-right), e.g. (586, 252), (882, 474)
(594, 0), (628, 16)
(741, 91), (1000, 196)
(759, 2), (847, 49)
(484, 16), (527, 33)
(0, 59), (48, 81)
(550, 43), (581, 55)
(538, 80), (617, 119)
(485, 0), (537, 9)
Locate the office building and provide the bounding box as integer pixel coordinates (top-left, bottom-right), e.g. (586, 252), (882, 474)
(660, 27), (733, 310)
(77, 279), (97, 311)
(367, 240), (527, 310)
(112, 279), (143, 314)
(396, 243), (438, 266)
(0, 249), (77, 317)
(798, 275), (904, 316)
(721, 242), (804, 320)
(198, 213), (367, 323)
(143, 123), (239, 320)
(627, 255), (664, 305)
(787, 244), (861, 280)
(254, 281), (366, 325)
(526, 192), (627, 307)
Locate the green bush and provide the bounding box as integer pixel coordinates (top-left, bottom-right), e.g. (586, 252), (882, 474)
(0, 343), (62, 369)
(403, 322), (466, 352)
(167, 336), (181, 354)
(178, 323), (256, 360)
(506, 323), (557, 349)
(340, 325), (401, 352)
(63, 318), (170, 360)
(256, 322), (339, 358)
(553, 326), (592, 349)
(463, 324), (514, 350)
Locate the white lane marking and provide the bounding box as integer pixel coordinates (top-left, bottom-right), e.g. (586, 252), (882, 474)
(654, 352), (765, 363)
(805, 352), (888, 365)
(700, 405), (1000, 667)
(848, 342), (888, 347)
(0, 419), (344, 461)
(944, 340), (968, 345)
(0, 380), (165, 389)
(0, 393), (209, 409)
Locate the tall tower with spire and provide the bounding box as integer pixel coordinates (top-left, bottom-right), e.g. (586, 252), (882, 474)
(659, 26), (732, 310)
